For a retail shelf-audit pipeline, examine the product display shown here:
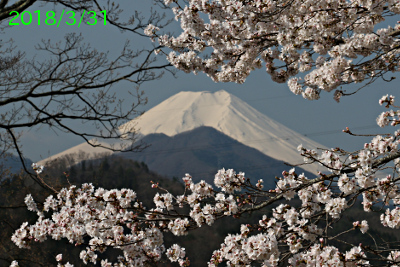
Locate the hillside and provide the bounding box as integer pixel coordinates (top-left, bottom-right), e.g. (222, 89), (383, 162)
(0, 153), (33, 179)
(117, 126), (314, 188)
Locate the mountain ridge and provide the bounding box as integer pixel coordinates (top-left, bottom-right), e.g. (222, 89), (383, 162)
(40, 90), (326, 175)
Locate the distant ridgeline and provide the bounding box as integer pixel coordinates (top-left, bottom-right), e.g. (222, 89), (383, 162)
(0, 153), (33, 179)
(39, 126), (315, 189)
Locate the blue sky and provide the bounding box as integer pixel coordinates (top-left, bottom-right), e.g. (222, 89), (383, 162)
(4, 1), (400, 162)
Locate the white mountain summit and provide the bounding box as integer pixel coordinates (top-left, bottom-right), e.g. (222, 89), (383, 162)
(40, 90), (326, 175)
(119, 90), (325, 174)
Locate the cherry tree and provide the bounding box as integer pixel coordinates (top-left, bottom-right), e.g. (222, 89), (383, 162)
(9, 0), (400, 266)
(147, 0), (400, 101)
(10, 98), (400, 266)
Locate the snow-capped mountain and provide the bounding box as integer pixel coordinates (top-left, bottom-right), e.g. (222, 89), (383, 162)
(119, 90), (325, 174)
(40, 90), (326, 175)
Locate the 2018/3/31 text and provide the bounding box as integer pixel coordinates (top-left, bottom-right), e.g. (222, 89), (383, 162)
(9, 10), (107, 27)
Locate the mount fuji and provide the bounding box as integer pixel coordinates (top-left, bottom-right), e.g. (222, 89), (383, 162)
(40, 90), (326, 175)
(119, 90), (325, 174)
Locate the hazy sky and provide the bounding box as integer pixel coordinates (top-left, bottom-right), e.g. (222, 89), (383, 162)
(4, 1), (400, 162)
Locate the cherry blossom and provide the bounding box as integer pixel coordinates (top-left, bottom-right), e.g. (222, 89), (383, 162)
(148, 0), (400, 100)
(31, 163), (44, 174)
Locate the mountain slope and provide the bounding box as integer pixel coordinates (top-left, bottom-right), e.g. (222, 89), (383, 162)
(120, 90), (326, 174)
(38, 142), (112, 166)
(117, 126), (314, 187)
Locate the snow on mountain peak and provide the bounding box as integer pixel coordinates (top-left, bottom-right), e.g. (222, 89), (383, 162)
(120, 90), (326, 174)
(120, 90), (234, 136)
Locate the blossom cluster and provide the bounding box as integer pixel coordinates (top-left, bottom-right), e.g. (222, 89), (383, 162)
(11, 184), (169, 266)
(288, 244), (368, 267)
(147, 0), (400, 100)
(31, 163), (44, 174)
